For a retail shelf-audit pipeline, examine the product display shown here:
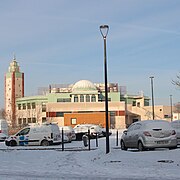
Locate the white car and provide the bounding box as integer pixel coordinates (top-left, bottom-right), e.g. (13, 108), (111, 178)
(121, 120), (177, 151)
(5, 123), (61, 146)
(171, 120), (180, 145)
(59, 126), (76, 142)
(74, 124), (105, 140)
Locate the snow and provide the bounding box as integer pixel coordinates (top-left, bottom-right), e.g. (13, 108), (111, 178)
(0, 130), (180, 180)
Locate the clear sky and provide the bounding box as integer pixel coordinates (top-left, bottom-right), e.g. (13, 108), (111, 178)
(0, 0), (180, 108)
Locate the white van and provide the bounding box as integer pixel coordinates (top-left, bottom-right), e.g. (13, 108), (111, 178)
(5, 123), (61, 146)
(0, 119), (8, 141)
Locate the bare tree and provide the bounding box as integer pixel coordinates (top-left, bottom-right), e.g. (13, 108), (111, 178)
(172, 72), (180, 87)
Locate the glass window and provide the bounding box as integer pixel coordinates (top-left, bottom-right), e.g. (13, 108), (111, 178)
(42, 117), (46, 123)
(127, 124), (135, 132)
(28, 118), (31, 123)
(56, 112), (64, 117)
(42, 103), (46, 112)
(18, 104), (21, 110)
(91, 95), (96, 102)
(80, 95), (84, 102)
(22, 103), (26, 110)
(86, 95), (90, 102)
(27, 103), (31, 109)
(32, 102), (36, 109)
(17, 128), (30, 136)
(18, 118), (22, 125)
(132, 101), (136, 106)
(23, 118), (26, 125)
(74, 95), (78, 102)
(32, 118), (36, 123)
(71, 118), (77, 125)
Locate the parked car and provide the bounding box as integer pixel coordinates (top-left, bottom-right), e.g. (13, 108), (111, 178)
(73, 124), (108, 140)
(120, 120), (177, 151)
(0, 119), (8, 141)
(171, 120), (180, 145)
(59, 126), (76, 142)
(5, 123), (61, 146)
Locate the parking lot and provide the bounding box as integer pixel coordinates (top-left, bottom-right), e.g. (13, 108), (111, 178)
(0, 130), (180, 180)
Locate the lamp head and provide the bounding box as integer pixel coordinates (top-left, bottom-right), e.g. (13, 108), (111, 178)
(100, 25), (109, 38)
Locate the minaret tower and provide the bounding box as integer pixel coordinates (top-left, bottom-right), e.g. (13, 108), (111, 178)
(5, 56), (24, 127)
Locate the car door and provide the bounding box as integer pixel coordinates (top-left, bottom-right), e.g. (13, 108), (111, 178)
(131, 123), (142, 147)
(16, 128), (30, 146)
(125, 124), (135, 147)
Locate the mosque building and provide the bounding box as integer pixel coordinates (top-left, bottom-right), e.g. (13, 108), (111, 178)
(5, 58), (173, 129)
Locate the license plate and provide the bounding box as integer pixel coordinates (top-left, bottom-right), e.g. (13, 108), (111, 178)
(156, 141), (168, 144)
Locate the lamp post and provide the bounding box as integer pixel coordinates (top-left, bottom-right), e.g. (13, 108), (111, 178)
(150, 76), (155, 120)
(170, 95), (173, 121)
(100, 24), (110, 154)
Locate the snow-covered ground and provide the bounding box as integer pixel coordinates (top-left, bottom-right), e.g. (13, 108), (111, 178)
(0, 130), (180, 180)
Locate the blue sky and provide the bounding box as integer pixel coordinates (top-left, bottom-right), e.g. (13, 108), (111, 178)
(0, 0), (180, 108)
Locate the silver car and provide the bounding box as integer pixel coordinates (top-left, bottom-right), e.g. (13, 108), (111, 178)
(171, 120), (180, 145)
(121, 120), (177, 151)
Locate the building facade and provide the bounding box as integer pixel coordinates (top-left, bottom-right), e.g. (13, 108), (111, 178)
(4, 60), (174, 129)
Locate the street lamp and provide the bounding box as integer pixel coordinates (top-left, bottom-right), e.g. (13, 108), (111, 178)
(100, 24), (110, 154)
(170, 95), (173, 121)
(149, 76), (155, 120)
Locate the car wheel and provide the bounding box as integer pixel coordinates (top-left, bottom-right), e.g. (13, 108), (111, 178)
(41, 140), (49, 146)
(169, 146), (177, 150)
(121, 140), (127, 151)
(138, 141), (144, 151)
(9, 140), (17, 147)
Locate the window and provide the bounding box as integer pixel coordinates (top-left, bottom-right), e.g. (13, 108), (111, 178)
(42, 117), (46, 123)
(32, 102), (36, 109)
(22, 103), (26, 110)
(18, 118), (22, 125)
(32, 118), (36, 123)
(17, 128), (30, 136)
(28, 118), (31, 123)
(164, 115), (170, 118)
(57, 98), (71, 102)
(132, 101), (136, 106)
(80, 95), (84, 102)
(56, 112), (64, 117)
(91, 95), (96, 102)
(74, 95), (78, 102)
(27, 103), (31, 109)
(23, 118), (26, 125)
(71, 118), (77, 125)
(42, 103), (46, 112)
(18, 104), (21, 110)
(86, 95), (90, 102)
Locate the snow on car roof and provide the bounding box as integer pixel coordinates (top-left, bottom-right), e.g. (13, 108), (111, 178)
(134, 120), (172, 129)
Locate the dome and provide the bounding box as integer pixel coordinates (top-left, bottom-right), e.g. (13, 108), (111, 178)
(72, 80), (97, 92)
